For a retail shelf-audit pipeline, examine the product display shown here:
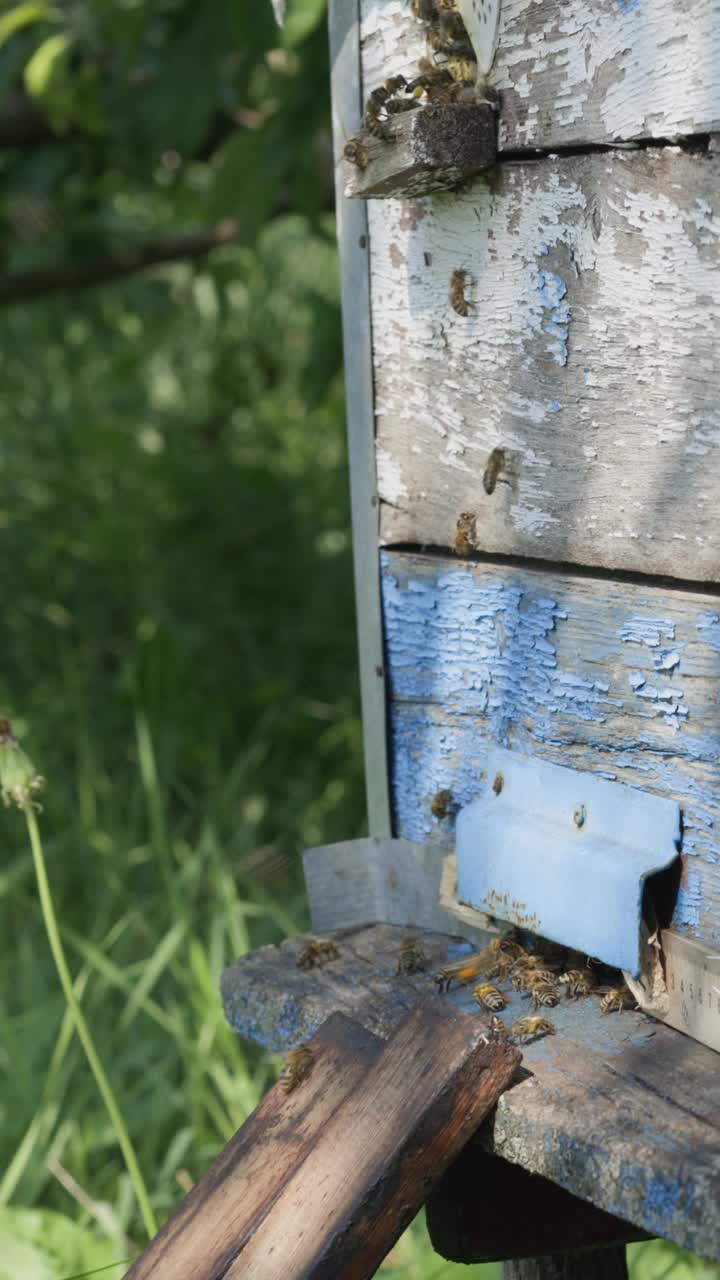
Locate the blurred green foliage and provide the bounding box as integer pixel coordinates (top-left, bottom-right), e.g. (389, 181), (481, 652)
(0, 1), (715, 1276)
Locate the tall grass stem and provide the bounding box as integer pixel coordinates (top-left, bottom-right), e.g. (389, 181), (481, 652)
(24, 805), (157, 1239)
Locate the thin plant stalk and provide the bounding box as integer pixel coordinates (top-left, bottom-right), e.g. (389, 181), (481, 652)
(24, 804), (158, 1239)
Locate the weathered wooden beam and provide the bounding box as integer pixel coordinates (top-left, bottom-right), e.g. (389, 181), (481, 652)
(125, 1013), (383, 1279)
(342, 103), (497, 199)
(368, 149), (720, 580)
(381, 550), (720, 950)
(504, 1248), (629, 1280)
(329, 0), (391, 834)
(361, 0), (720, 152)
(222, 923), (720, 1261)
(426, 1144), (648, 1262)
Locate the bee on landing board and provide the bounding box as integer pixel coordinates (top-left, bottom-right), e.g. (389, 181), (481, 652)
(530, 982), (559, 1010)
(472, 982), (506, 1012)
(511, 1016), (556, 1044)
(343, 136), (369, 170)
(559, 969), (597, 999)
(600, 988), (637, 1014)
(296, 938), (340, 970)
(397, 936), (427, 975)
(279, 1045), (314, 1093)
(449, 268), (473, 316)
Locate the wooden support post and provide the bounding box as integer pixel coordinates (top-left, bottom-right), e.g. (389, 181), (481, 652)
(504, 1246), (629, 1280)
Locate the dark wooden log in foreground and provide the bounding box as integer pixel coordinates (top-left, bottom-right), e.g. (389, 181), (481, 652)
(504, 1248), (629, 1280)
(127, 1000), (519, 1279)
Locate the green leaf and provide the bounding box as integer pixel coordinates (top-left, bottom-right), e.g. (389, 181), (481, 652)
(282, 0), (326, 46)
(0, 1208), (121, 1280)
(0, 2), (56, 49)
(23, 29), (72, 99)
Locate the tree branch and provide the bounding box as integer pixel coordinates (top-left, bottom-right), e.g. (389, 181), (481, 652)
(0, 220), (242, 305)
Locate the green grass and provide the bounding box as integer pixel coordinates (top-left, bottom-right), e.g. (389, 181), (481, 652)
(0, 220), (716, 1278)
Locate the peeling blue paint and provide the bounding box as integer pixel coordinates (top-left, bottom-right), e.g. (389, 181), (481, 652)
(697, 611), (720, 653)
(616, 0), (640, 11)
(536, 270), (570, 367)
(548, 399), (562, 413)
(382, 554), (720, 945)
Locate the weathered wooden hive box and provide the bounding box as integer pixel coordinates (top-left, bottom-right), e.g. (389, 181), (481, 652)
(222, 0), (720, 1271)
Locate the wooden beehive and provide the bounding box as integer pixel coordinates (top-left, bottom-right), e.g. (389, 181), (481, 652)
(219, 2), (720, 1274)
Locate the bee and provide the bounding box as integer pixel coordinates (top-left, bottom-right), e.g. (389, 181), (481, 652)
(483, 447), (505, 496)
(430, 788), (453, 819)
(279, 1045), (313, 1094)
(523, 966), (558, 988)
(473, 983), (506, 1012)
(397, 936), (427, 975)
(511, 1016), (556, 1044)
(296, 938), (340, 970)
(489, 1013), (508, 1038)
(411, 0), (438, 19)
(410, 58), (454, 101)
(454, 511), (477, 556)
(343, 136), (369, 170)
(427, 25), (474, 56)
(530, 983), (559, 1010)
(497, 937), (526, 960)
(559, 969), (597, 999)
(386, 96), (419, 116)
(434, 946), (495, 993)
(445, 56), (475, 85)
(449, 269), (473, 316)
(600, 988), (637, 1014)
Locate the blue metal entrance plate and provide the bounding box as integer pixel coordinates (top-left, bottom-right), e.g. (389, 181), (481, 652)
(456, 749), (681, 976)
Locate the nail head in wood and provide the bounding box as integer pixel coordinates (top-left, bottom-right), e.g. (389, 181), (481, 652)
(343, 102), (497, 200)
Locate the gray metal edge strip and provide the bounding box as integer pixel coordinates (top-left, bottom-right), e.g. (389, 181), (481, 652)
(329, 0), (391, 837)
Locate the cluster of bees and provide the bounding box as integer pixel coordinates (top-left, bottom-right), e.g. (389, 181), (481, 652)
(343, 0), (492, 173)
(432, 934), (637, 1043)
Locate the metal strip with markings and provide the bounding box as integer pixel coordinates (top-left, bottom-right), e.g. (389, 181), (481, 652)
(662, 930), (720, 1054)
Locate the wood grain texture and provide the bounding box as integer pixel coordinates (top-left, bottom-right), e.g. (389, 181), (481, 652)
(222, 924), (720, 1261)
(503, 1249), (629, 1280)
(381, 550), (720, 947)
(330, 0), (391, 836)
(360, 0), (720, 151)
(224, 1001), (520, 1280)
(368, 148), (720, 581)
(343, 102), (496, 199)
(125, 1014), (382, 1280)
(303, 836), (494, 945)
(427, 1145), (647, 1262)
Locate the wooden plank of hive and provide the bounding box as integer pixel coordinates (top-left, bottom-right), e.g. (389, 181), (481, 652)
(221, 923), (720, 1262)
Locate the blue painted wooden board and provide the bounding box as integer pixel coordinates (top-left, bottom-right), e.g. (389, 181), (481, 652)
(381, 550), (720, 947)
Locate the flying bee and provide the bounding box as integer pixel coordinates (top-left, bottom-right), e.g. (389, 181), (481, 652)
(483, 447), (505, 496)
(511, 1016), (556, 1044)
(296, 937), (340, 970)
(559, 969), (597, 999)
(343, 136), (369, 170)
(434, 946), (495, 993)
(530, 983), (559, 1010)
(397, 936), (427, 975)
(454, 511), (477, 557)
(279, 1045), (314, 1094)
(600, 988), (637, 1014)
(473, 983), (506, 1012)
(449, 268), (473, 316)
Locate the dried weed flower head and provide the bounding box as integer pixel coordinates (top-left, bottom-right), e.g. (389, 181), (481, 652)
(0, 718), (44, 810)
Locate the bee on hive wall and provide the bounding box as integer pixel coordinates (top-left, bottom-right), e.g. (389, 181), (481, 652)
(449, 268), (473, 316)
